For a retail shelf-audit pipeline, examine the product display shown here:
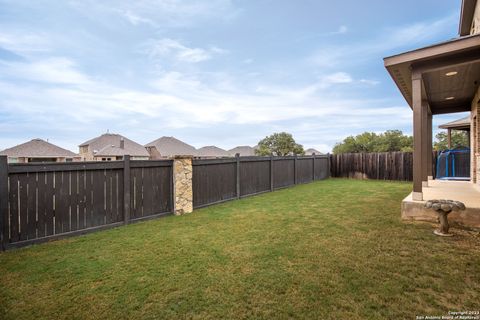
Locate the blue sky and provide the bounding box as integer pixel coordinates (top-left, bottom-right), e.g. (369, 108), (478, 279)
(0, 0), (469, 153)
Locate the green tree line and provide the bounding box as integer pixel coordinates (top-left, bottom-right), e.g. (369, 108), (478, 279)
(332, 130), (469, 154)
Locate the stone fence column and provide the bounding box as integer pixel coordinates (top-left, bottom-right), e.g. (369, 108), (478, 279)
(173, 155), (193, 215)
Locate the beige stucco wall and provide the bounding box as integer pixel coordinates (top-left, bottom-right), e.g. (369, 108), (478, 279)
(471, 0), (480, 34)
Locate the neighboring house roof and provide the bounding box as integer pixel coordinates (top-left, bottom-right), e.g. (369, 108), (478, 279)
(196, 146), (230, 157)
(305, 148), (323, 155)
(438, 116), (471, 130)
(145, 136), (197, 157)
(79, 133), (149, 157)
(228, 146), (255, 156)
(0, 139), (78, 158)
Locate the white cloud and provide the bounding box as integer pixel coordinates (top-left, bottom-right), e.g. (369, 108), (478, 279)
(0, 58), (92, 85)
(337, 25), (348, 34)
(70, 0), (240, 28)
(359, 79), (380, 86)
(141, 38), (226, 63)
(120, 10), (157, 27)
(308, 14), (457, 68)
(0, 58), (410, 136)
(0, 30), (50, 54)
(323, 72), (352, 84)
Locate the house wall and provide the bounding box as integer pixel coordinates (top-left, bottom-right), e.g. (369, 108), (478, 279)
(79, 147), (94, 161)
(471, 0), (480, 35)
(92, 155), (150, 161)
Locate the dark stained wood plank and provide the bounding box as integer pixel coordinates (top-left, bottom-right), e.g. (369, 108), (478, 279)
(36, 172), (46, 238)
(44, 172), (55, 236)
(54, 171), (69, 234)
(142, 167), (154, 216)
(77, 170), (86, 230)
(192, 162), (236, 208)
(105, 170), (113, 224)
(239, 160), (270, 196)
(18, 173), (29, 241)
(26, 172), (37, 240)
(85, 170), (95, 228)
(70, 170), (78, 231)
(92, 169), (106, 227)
(133, 168), (144, 218)
(8, 174), (19, 243)
(273, 159), (295, 189)
(111, 170), (119, 223)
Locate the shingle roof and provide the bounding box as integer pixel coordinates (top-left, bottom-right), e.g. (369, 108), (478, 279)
(145, 136), (197, 157)
(196, 146), (230, 157)
(438, 116), (470, 130)
(228, 146), (255, 156)
(305, 148), (323, 155)
(0, 139), (78, 158)
(79, 133), (149, 157)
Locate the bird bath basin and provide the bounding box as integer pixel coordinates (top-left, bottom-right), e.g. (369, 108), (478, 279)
(424, 199), (466, 236)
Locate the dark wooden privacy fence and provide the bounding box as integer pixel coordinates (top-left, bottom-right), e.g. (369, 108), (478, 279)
(330, 152), (438, 181)
(192, 155), (330, 208)
(0, 156), (173, 250)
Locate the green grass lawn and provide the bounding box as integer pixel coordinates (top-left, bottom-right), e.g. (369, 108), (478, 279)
(1, 179), (479, 320)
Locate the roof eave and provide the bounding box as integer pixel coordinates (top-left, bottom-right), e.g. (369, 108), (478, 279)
(459, 0), (477, 36)
(383, 34), (480, 110)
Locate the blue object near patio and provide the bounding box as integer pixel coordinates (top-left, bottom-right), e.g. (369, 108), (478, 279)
(436, 148), (470, 181)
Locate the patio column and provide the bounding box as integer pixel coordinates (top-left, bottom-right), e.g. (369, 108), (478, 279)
(447, 128), (452, 149)
(427, 110), (433, 180)
(412, 72), (428, 200)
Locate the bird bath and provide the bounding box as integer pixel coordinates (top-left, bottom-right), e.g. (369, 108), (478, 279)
(425, 199), (466, 236)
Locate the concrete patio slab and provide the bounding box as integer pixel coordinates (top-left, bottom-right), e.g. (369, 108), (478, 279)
(402, 180), (480, 229)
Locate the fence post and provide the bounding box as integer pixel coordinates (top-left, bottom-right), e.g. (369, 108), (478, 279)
(236, 153), (240, 199)
(328, 153), (331, 178)
(270, 155), (274, 191)
(312, 153), (316, 181)
(123, 155), (131, 225)
(173, 156), (193, 215)
(0, 156), (8, 251)
(294, 155), (298, 185)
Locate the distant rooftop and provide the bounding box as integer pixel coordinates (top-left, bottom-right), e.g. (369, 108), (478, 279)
(228, 146), (256, 156)
(145, 136), (196, 157)
(80, 133), (149, 157)
(0, 139), (78, 158)
(305, 148), (323, 155)
(196, 146), (230, 157)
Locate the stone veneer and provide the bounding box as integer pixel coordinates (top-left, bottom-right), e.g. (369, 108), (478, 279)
(173, 156), (193, 215)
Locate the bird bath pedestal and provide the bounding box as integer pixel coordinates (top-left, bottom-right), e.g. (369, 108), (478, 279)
(424, 200), (466, 237)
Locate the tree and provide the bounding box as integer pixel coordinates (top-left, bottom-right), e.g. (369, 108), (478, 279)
(255, 132), (305, 156)
(433, 131), (469, 151)
(375, 130), (413, 152)
(332, 130), (413, 154)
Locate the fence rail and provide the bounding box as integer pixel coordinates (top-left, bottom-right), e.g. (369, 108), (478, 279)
(0, 156), (173, 250)
(192, 155), (330, 208)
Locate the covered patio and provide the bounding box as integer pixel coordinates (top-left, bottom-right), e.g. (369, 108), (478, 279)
(402, 179), (480, 228)
(384, 33), (480, 229)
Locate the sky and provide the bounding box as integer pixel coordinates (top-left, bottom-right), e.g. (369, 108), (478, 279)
(0, 0), (470, 153)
